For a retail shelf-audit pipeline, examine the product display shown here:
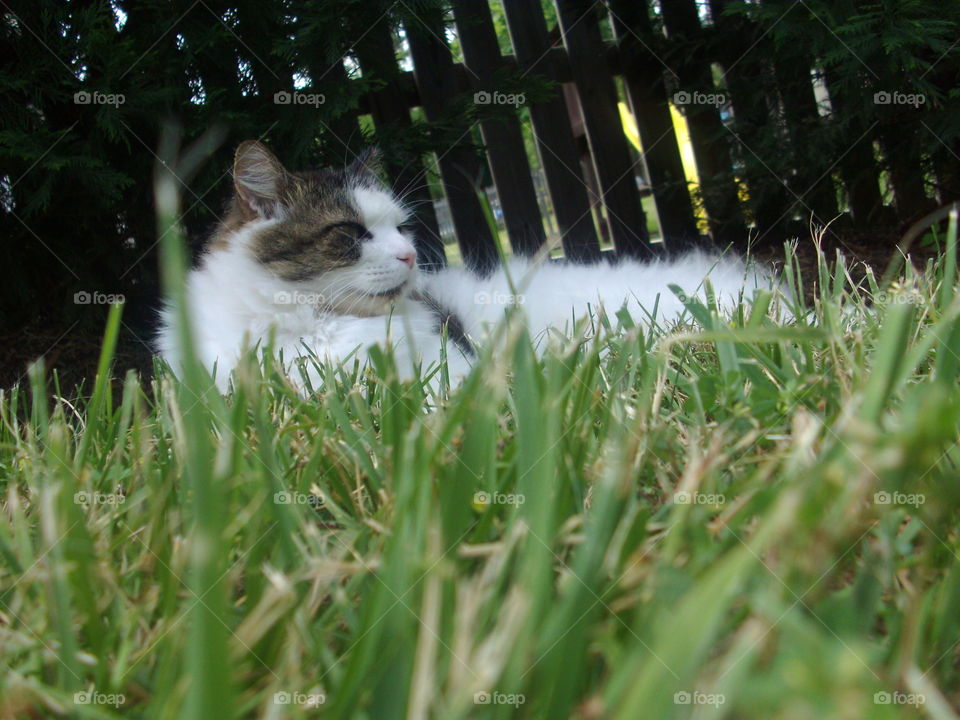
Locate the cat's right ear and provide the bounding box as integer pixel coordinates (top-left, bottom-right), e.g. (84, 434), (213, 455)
(233, 140), (290, 220)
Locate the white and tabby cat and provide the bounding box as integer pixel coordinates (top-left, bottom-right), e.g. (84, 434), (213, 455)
(157, 141), (775, 391)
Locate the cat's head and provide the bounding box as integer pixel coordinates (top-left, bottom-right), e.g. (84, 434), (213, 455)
(228, 140), (418, 316)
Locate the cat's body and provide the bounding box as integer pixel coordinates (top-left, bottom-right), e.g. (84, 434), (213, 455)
(157, 142), (774, 391)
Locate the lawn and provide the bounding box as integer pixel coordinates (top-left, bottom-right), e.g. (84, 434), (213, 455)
(1, 217), (959, 719)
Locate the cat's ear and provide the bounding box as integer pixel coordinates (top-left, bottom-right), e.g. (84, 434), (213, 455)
(347, 146), (385, 185)
(233, 140), (290, 220)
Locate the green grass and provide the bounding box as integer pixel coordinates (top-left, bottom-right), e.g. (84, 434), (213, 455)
(2, 212), (960, 718)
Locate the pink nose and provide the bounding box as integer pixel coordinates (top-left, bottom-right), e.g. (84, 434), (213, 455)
(397, 251), (416, 268)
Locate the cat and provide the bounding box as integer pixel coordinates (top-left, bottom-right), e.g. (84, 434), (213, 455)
(157, 141), (776, 392)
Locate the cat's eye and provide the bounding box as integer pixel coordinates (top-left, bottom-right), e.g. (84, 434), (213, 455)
(323, 221), (372, 241)
(397, 222), (415, 234)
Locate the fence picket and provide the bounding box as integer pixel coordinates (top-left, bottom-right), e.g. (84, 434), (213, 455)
(555, 0), (654, 258)
(452, 0), (547, 258)
(609, 0), (699, 246)
(501, 0), (602, 262)
(661, 0), (748, 248)
(406, 6), (500, 274)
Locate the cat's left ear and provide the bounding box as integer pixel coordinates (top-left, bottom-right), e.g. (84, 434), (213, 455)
(347, 147), (385, 185)
(233, 140), (291, 220)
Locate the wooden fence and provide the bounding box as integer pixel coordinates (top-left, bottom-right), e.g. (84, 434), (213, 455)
(342, 0), (943, 273)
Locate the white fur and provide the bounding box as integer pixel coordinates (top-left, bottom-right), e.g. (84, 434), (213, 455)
(157, 221), (452, 391)
(422, 252), (770, 346)
(158, 186), (777, 392)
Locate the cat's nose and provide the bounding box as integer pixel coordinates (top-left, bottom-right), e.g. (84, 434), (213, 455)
(396, 250), (416, 269)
